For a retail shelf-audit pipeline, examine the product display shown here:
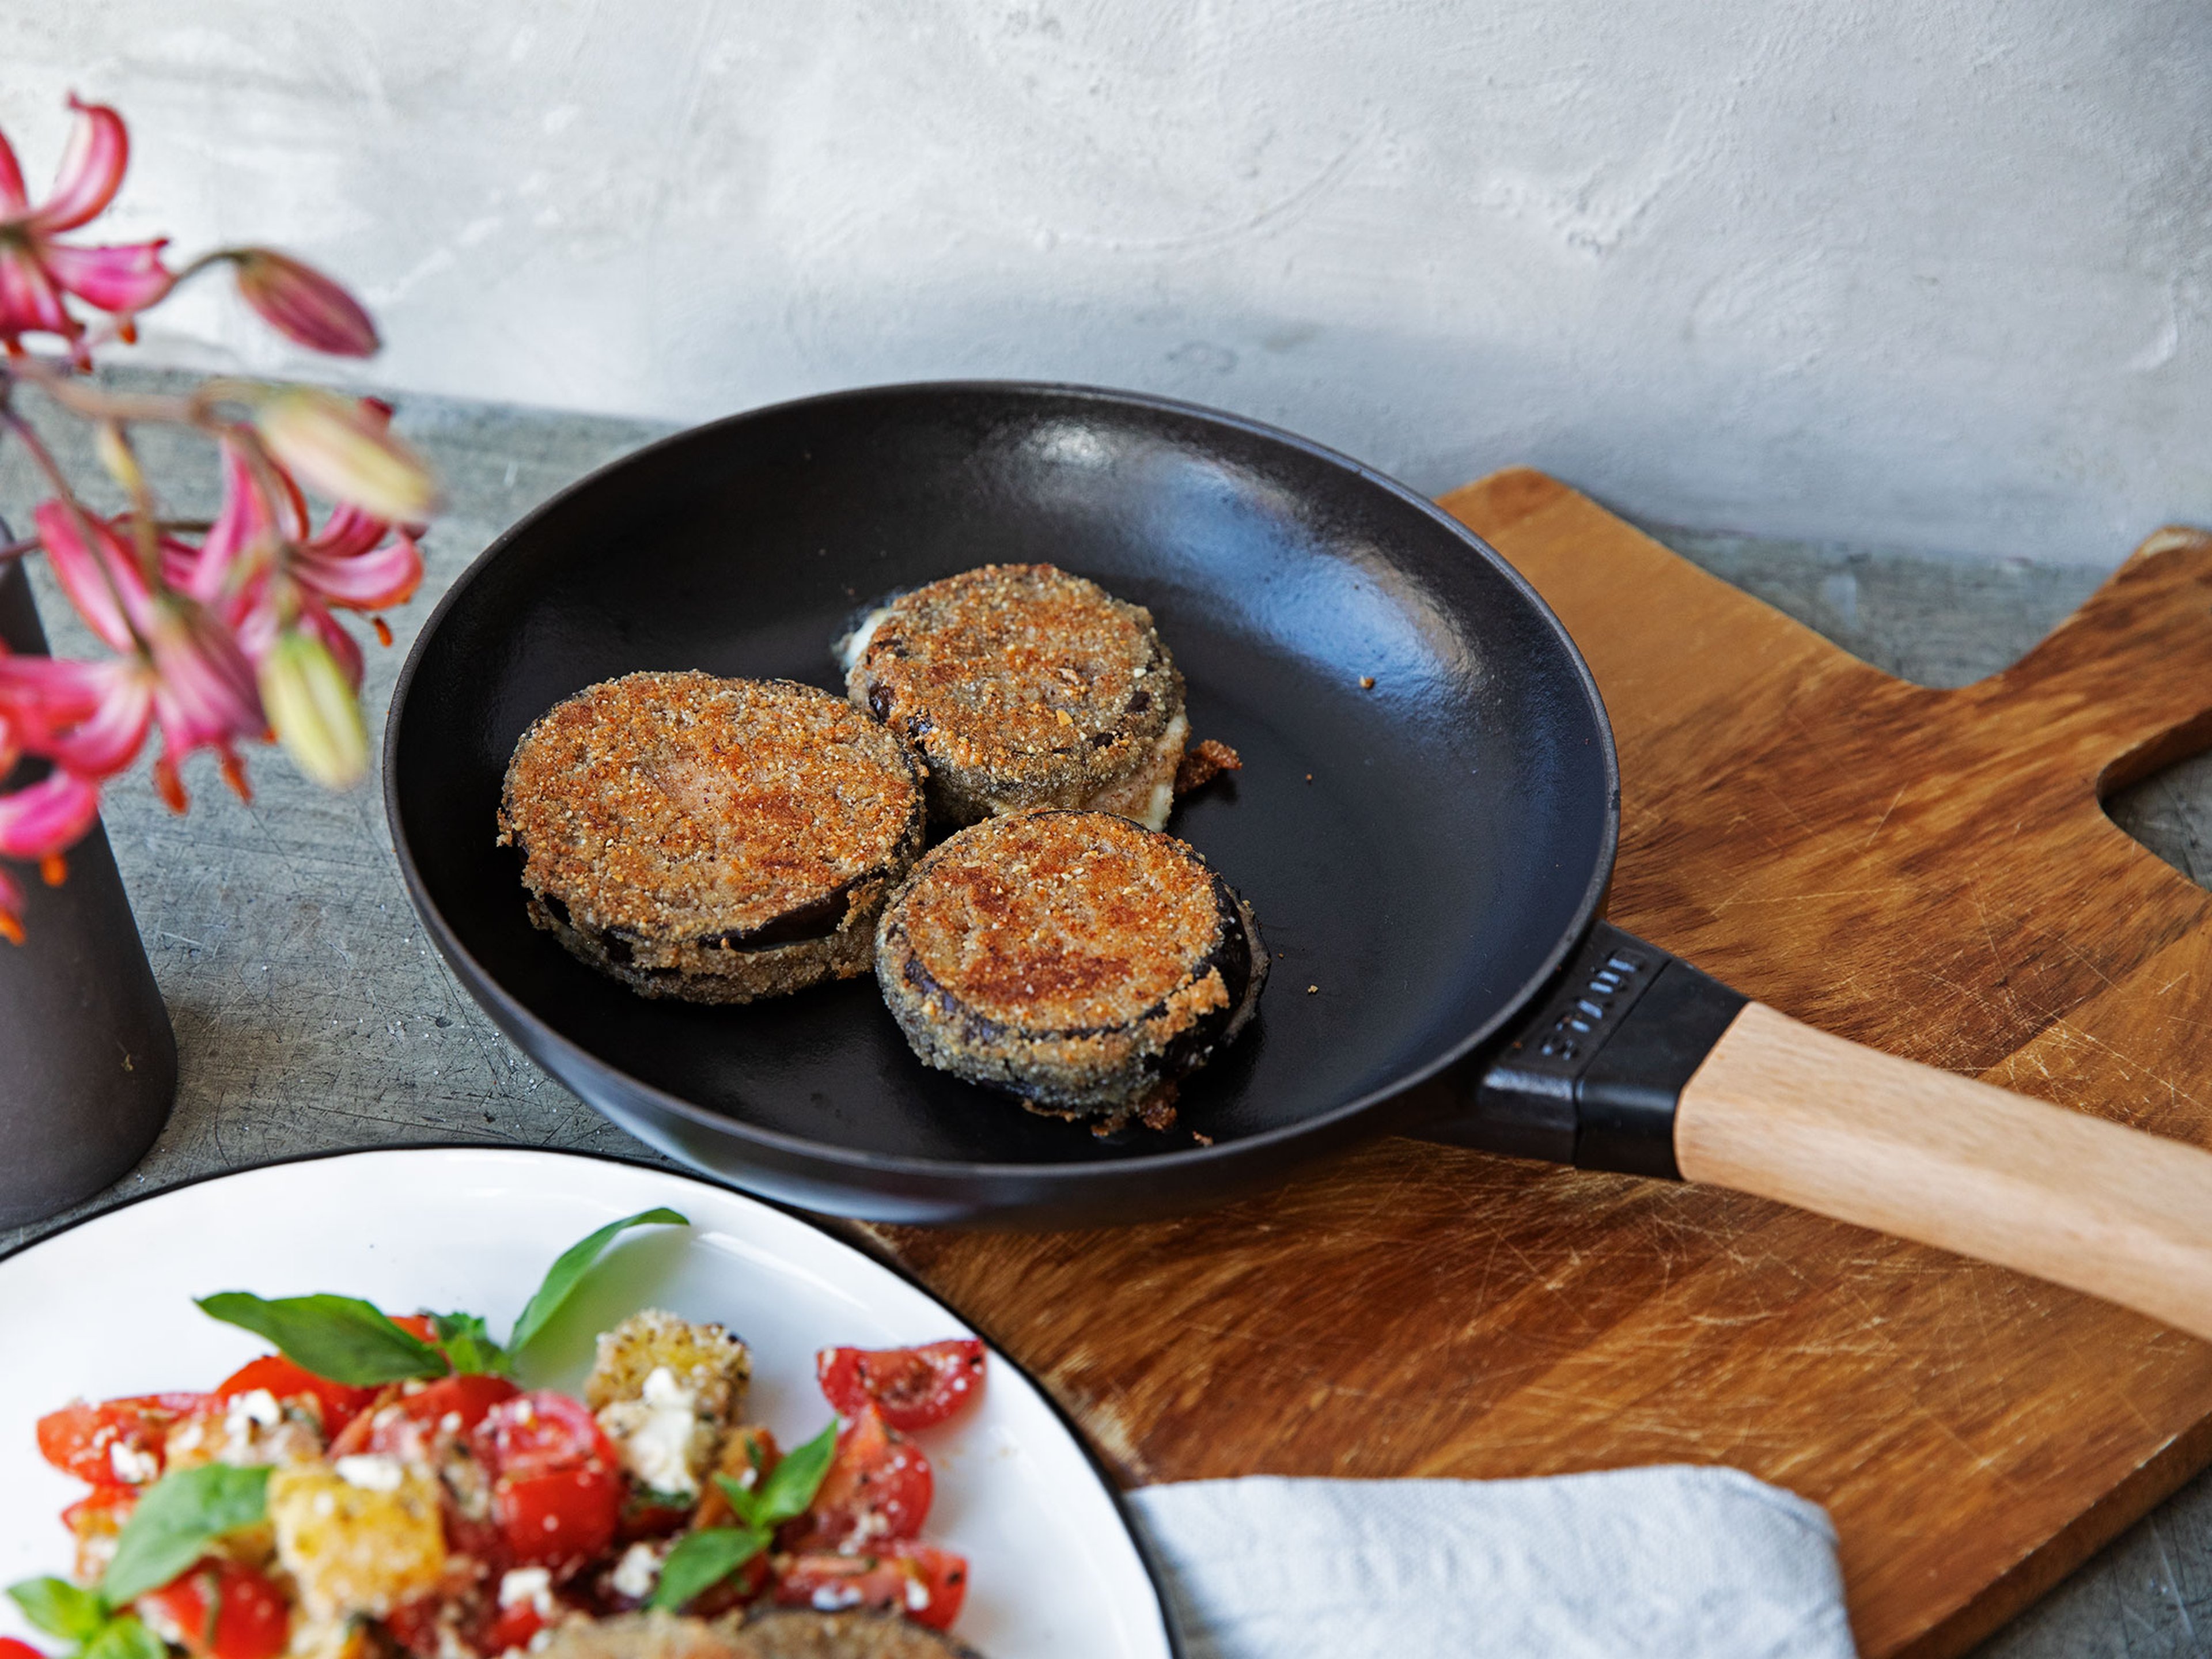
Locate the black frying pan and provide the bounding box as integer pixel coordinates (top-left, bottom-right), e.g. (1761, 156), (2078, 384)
(387, 382), (2212, 1340)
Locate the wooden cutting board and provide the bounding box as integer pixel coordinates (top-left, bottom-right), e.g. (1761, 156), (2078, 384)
(868, 468), (2212, 1658)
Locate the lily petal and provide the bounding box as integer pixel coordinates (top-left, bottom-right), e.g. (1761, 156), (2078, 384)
(191, 440), (285, 603)
(303, 501), (389, 563)
(147, 601), (263, 752)
(0, 768), (102, 861)
(0, 652), (108, 733)
(37, 661), (153, 777)
(32, 501), (146, 652)
(293, 530), (422, 610)
(29, 96), (128, 234)
(42, 237), (172, 314)
(300, 599), (365, 691)
(0, 243), (77, 343)
(0, 124), (28, 217)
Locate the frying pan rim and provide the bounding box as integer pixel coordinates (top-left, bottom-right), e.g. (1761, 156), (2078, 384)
(382, 378), (1620, 1188)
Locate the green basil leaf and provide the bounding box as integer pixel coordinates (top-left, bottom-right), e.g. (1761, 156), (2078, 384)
(646, 1527), (766, 1612)
(7, 1577), (107, 1642)
(83, 1616), (165, 1659)
(744, 1419), (839, 1530)
(713, 1471), (760, 1530)
(431, 1312), (510, 1377)
(506, 1208), (688, 1355)
(195, 1292), (448, 1386)
(103, 1465), (272, 1604)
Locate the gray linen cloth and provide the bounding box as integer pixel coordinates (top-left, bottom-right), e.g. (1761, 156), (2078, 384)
(1127, 1467), (1855, 1658)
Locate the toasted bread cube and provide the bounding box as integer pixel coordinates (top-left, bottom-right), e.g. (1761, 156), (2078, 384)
(586, 1311), (750, 1498)
(267, 1460), (445, 1620)
(585, 1310), (749, 1419)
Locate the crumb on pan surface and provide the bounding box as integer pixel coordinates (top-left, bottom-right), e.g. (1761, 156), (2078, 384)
(840, 564), (1189, 827)
(874, 810), (1266, 1122)
(497, 672), (927, 1000)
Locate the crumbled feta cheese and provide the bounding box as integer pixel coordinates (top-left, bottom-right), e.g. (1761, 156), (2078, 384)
(109, 1441), (159, 1484)
(232, 1388), (283, 1429)
(334, 1453), (405, 1492)
(596, 1366), (699, 1497)
(811, 1585), (863, 1612)
(835, 607), (892, 673)
(906, 1578), (930, 1612)
(497, 1568), (554, 1618)
(609, 1543), (661, 1601)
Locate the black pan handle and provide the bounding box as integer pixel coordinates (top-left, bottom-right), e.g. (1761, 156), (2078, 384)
(1411, 921), (1744, 1178)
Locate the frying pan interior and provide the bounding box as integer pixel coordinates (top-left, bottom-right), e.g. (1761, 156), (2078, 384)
(388, 385), (1614, 1213)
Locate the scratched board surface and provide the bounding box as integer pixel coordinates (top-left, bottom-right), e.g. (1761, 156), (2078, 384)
(870, 469), (2212, 1659)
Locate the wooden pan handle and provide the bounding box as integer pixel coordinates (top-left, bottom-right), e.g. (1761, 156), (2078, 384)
(1677, 1002), (2212, 1342)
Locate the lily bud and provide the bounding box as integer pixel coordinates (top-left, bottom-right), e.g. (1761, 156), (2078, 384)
(259, 627), (368, 789)
(229, 248), (380, 358)
(93, 420), (143, 497)
(253, 388), (441, 523)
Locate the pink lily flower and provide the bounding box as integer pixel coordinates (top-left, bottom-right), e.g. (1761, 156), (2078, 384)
(197, 425), (423, 691)
(0, 768), (101, 861)
(0, 762), (105, 937)
(30, 501), (263, 808)
(0, 653), (153, 778)
(0, 96), (173, 353)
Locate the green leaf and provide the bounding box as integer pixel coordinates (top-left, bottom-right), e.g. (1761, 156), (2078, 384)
(82, 1618), (165, 1659)
(104, 1466), (272, 1604)
(7, 1577), (107, 1642)
(83, 1617), (165, 1659)
(431, 1312), (510, 1377)
(195, 1293), (448, 1387)
(729, 1419), (838, 1531)
(506, 1208), (688, 1354)
(646, 1527), (766, 1612)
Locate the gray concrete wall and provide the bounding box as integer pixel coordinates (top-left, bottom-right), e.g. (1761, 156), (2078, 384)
(6, 1), (2209, 563)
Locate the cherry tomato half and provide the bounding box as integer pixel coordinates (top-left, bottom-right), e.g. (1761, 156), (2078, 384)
(782, 1405), (931, 1552)
(36, 1395), (209, 1486)
(772, 1544), (968, 1631)
(139, 1562), (291, 1659)
(816, 1340), (985, 1433)
(216, 1355), (378, 1441)
(476, 1392), (622, 1573)
(61, 1485), (137, 1533)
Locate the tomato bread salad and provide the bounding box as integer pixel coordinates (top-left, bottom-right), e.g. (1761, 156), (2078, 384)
(5, 1212), (989, 1659)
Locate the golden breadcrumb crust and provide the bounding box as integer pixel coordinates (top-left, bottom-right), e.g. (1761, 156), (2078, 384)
(498, 672), (926, 1002)
(876, 810), (1266, 1121)
(843, 565), (1187, 825)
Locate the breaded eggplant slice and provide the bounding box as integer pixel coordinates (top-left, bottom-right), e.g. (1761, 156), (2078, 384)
(838, 563), (1190, 829)
(874, 810), (1266, 1128)
(536, 1613), (979, 1659)
(499, 672), (926, 1003)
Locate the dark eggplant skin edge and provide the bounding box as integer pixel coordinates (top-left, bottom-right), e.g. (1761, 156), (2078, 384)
(873, 812), (1268, 1116)
(506, 678), (931, 972)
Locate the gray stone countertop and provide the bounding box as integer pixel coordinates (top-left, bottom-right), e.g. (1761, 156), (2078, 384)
(1, 373), (2205, 1657)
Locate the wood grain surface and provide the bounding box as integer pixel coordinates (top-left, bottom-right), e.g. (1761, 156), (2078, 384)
(868, 469), (2212, 1659)
(1678, 1002), (2212, 1343)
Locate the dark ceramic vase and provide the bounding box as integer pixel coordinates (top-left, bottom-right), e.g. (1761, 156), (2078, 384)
(0, 558), (176, 1226)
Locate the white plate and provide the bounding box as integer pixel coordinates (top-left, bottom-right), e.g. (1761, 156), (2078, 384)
(0, 1149), (1175, 1659)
